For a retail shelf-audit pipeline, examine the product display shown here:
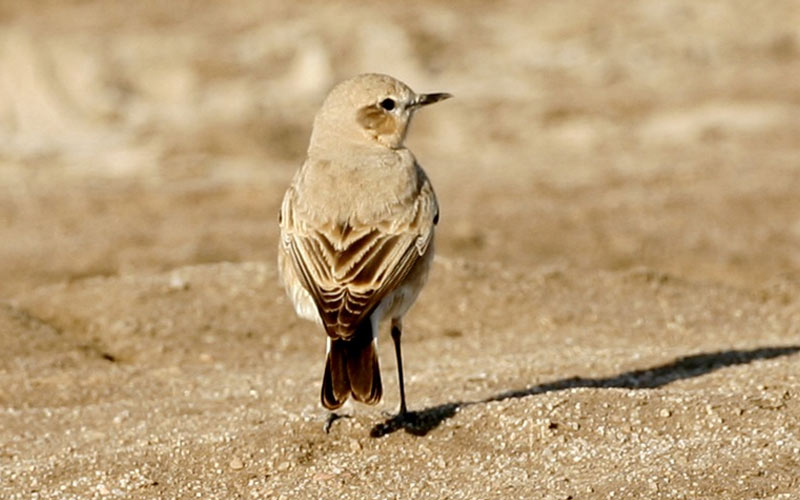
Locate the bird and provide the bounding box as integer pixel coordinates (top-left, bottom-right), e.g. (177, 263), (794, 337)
(278, 73), (451, 423)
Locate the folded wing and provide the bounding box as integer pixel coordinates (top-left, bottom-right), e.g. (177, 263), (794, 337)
(281, 179), (437, 339)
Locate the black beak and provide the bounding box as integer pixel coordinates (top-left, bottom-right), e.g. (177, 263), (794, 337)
(414, 92), (453, 107)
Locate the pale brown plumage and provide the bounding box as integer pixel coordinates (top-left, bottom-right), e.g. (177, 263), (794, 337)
(278, 73), (450, 415)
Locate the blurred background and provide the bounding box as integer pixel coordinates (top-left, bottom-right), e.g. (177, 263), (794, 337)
(1, 0), (799, 298)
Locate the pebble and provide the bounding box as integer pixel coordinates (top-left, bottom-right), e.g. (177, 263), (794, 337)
(168, 274), (189, 290)
(229, 458), (244, 470)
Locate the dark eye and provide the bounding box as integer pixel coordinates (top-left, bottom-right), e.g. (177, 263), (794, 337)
(379, 98), (396, 111)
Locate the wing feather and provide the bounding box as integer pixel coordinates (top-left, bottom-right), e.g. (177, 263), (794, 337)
(281, 178), (437, 339)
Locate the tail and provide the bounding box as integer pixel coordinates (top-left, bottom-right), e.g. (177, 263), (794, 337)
(321, 323), (382, 410)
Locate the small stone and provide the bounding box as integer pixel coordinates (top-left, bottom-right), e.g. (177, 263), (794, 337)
(349, 439), (362, 452)
(277, 461), (291, 472)
(97, 484), (110, 495)
(169, 274), (189, 291)
(229, 458), (244, 470)
(113, 411), (129, 425)
(659, 409), (671, 418)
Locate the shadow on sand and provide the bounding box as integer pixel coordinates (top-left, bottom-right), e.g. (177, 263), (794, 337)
(370, 345), (800, 438)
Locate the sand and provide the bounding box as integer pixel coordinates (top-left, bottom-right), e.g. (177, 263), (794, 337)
(1, 1), (799, 498)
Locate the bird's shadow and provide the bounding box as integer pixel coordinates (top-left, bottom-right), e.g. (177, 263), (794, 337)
(370, 345), (800, 438)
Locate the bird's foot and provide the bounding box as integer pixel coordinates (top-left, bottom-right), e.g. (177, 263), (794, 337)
(323, 412), (350, 433)
(370, 408), (421, 437)
(381, 404), (410, 420)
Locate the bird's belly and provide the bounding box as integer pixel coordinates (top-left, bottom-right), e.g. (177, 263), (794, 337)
(371, 247), (433, 325)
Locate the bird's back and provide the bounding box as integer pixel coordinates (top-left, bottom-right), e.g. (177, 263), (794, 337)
(292, 147), (422, 227)
(280, 148), (436, 339)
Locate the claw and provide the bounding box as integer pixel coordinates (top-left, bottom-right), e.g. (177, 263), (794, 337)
(323, 412), (348, 433)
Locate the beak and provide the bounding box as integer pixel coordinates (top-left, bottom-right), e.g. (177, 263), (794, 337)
(413, 92), (453, 107)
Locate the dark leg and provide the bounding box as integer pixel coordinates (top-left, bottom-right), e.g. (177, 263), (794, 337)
(323, 412), (349, 433)
(390, 318), (408, 416)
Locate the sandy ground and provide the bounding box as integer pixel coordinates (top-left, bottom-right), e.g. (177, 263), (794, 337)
(1, 1), (800, 499)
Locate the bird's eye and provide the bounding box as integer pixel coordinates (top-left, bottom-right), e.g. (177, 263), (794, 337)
(379, 98), (396, 111)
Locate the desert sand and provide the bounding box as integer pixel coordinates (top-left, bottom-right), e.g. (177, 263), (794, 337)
(1, 1), (799, 499)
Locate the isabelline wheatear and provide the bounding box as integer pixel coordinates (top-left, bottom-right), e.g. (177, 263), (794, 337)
(278, 73), (451, 422)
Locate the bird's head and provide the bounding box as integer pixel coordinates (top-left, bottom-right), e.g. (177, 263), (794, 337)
(310, 73), (452, 151)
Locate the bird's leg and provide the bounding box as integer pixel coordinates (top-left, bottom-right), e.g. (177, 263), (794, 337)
(323, 412), (348, 433)
(390, 318), (408, 417)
